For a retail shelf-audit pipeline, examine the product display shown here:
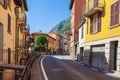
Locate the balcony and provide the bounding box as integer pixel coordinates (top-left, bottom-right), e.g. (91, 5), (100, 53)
(17, 13), (26, 26)
(23, 28), (29, 34)
(15, 8), (26, 26)
(79, 16), (86, 28)
(84, 0), (105, 17)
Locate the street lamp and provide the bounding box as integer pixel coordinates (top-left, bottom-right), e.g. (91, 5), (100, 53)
(27, 24), (30, 34)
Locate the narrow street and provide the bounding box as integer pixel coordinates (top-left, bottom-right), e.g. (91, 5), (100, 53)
(30, 56), (120, 80)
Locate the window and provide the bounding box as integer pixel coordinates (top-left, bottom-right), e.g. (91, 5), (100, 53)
(110, 1), (119, 27)
(8, 14), (11, 32)
(90, 12), (101, 34)
(8, 48), (11, 64)
(8, 0), (11, 9)
(4, 0), (7, 9)
(81, 26), (84, 39)
(94, 0), (98, 6)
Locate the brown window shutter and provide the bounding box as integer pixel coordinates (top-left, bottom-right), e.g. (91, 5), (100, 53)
(114, 1), (119, 25)
(8, 48), (11, 64)
(98, 12), (101, 32)
(4, 0), (7, 9)
(8, 14), (11, 32)
(90, 16), (93, 34)
(94, 0), (98, 6)
(110, 4), (114, 26)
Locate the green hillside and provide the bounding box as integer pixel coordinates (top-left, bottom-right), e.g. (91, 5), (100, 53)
(50, 17), (71, 34)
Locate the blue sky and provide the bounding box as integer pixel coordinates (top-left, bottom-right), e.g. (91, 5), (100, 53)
(26, 0), (71, 34)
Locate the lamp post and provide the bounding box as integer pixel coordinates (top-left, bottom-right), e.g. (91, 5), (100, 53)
(27, 24), (30, 35)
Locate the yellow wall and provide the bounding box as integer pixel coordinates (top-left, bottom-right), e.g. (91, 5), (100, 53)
(85, 0), (120, 42)
(46, 35), (57, 51)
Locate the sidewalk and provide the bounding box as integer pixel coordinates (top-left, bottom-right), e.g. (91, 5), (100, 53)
(105, 71), (120, 78)
(52, 55), (72, 60)
(74, 61), (120, 78)
(30, 57), (44, 80)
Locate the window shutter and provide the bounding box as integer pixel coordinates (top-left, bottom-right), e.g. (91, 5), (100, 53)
(98, 12), (101, 32)
(110, 4), (114, 26)
(8, 14), (11, 32)
(8, 48), (11, 64)
(114, 1), (119, 25)
(4, 0), (7, 9)
(110, 1), (120, 27)
(94, 0), (98, 6)
(90, 16), (93, 34)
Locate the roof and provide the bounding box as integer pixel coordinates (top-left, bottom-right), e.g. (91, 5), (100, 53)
(31, 31), (45, 35)
(14, 0), (28, 11)
(46, 34), (56, 40)
(14, 0), (22, 6)
(31, 31), (56, 40)
(69, 0), (74, 10)
(23, 0), (28, 11)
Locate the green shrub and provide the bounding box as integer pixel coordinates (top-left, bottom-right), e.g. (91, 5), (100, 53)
(35, 35), (48, 51)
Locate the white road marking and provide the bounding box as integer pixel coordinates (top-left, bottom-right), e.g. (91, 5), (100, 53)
(41, 56), (48, 80)
(90, 68), (98, 71)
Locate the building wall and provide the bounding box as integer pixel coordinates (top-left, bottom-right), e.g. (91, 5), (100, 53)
(85, 0), (120, 42)
(32, 33), (57, 53)
(70, 0), (86, 59)
(46, 35), (57, 52)
(0, 0), (17, 80)
(0, 0), (16, 64)
(70, 1), (75, 59)
(48, 32), (60, 52)
(74, 0), (86, 43)
(84, 0), (120, 73)
(84, 36), (120, 71)
(78, 23), (86, 61)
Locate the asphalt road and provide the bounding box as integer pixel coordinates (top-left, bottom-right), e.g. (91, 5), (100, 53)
(30, 56), (120, 80)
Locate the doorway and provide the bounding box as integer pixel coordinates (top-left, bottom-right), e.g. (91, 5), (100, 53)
(110, 41), (118, 70)
(0, 23), (3, 61)
(80, 47), (84, 61)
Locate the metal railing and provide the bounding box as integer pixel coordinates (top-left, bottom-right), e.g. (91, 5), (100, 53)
(19, 52), (42, 80)
(0, 49), (15, 64)
(86, 0), (105, 12)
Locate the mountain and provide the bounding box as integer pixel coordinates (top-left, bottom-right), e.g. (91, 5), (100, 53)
(50, 17), (71, 34)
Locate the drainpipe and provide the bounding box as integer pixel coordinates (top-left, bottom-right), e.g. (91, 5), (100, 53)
(14, 6), (19, 65)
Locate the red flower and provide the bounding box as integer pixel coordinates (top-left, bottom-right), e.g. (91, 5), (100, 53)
(39, 43), (43, 47)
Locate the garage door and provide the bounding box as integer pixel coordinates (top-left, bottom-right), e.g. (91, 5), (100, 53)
(91, 46), (106, 69)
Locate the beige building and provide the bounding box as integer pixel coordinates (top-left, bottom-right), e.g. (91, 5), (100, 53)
(0, 0), (16, 65)
(0, 0), (17, 80)
(0, 0), (28, 80)
(32, 31), (57, 53)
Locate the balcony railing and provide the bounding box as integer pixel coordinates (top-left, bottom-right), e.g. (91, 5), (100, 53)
(79, 16), (86, 28)
(16, 8), (26, 26)
(84, 0), (105, 17)
(17, 13), (26, 26)
(23, 28), (29, 33)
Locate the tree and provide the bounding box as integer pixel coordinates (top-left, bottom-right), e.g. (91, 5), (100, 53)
(35, 35), (48, 51)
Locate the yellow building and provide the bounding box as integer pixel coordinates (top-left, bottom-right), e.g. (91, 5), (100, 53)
(15, 0), (28, 65)
(84, 0), (120, 74)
